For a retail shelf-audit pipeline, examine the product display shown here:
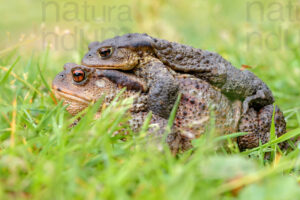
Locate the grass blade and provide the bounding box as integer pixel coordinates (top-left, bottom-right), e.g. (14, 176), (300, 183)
(0, 56), (20, 84)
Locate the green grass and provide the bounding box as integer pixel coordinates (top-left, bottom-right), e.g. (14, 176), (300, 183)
(1, 0), (300, 199)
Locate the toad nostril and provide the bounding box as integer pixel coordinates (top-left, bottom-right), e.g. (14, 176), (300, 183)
(88, 54), (92, 57)
(57, 88), (61, 91)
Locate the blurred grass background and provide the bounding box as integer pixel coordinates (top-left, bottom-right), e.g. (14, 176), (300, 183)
(1, 0), (300, 199)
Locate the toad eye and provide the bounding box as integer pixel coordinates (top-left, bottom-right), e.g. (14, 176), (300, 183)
(98, 47), (113, 58)
(72, 69), (85, 83)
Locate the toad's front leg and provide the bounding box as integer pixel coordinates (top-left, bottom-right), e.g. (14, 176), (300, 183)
(134, 61), (179, 119)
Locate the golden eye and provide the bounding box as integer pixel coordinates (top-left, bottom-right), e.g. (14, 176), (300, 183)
(72, 69), (85, 83)
(98, 47), (113, 58)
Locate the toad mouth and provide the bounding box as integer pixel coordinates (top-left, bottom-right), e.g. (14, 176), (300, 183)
(52, 86), (91, 105)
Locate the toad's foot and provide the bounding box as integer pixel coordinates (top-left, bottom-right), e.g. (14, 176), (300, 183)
(238, 105), (286, 151)
(242, 89), (274, 114)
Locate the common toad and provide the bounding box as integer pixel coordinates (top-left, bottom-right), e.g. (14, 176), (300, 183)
(52, 63), (286, 152)
(82, 33), (274, 115)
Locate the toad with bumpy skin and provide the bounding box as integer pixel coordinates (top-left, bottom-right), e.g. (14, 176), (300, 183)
(82, 33), (274, 115)
(52, 63), (286, 152)
(82, 34), (178, 119)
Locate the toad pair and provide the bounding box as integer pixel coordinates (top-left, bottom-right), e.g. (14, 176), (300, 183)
(52, 33), (286, 152)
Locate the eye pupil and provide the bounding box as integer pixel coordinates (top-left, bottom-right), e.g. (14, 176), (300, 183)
(74, 72), (82, 76)
(72, 70), (85, 83)
(99, 47), (112, 58)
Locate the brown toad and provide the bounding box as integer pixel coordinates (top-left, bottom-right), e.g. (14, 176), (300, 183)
(52, 63), (286, 152)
